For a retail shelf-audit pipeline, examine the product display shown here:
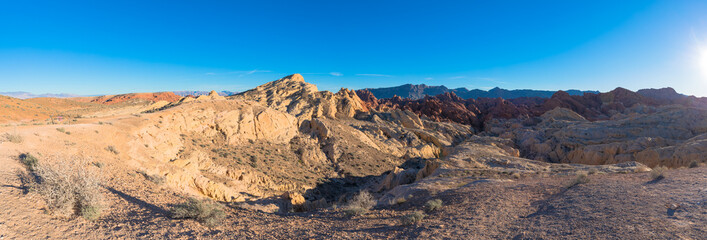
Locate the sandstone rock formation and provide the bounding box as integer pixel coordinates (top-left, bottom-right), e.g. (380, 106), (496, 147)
(233, 74), (368, 121)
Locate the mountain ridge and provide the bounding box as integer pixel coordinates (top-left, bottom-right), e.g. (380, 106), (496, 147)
(360, 84), (600, 100)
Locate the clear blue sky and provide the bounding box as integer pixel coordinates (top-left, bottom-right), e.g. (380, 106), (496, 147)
(2, 0), (707, 96)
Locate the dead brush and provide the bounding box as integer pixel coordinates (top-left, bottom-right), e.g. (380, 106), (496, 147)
(343, 191), (376, 216)
(20, 156), (104, 220)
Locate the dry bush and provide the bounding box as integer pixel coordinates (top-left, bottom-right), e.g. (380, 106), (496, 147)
(425, 199), (443, 212)
(25, 157), (104, 220)
(170, 198), (225, 228)
(650, 166), (667, 181)
(2, 132), (23, 143)
(56, 127), (66, 133)
(401, 210), (426, 225)
(565, 171), (590, 189)
(343, 191), (376, 216)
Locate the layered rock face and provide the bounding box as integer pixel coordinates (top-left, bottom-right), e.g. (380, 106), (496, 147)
(233, 74), (368, 121)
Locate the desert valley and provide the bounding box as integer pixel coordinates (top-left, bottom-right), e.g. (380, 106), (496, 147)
(1, 74), (705, 239)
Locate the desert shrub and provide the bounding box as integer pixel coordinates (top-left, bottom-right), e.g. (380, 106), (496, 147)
(650, 166), (667, 181)
(401, 210), (426, 225)
(342, 191), (376, 216)
(170, 198), (225, 228)
(344, 207), (368, 216)
(565, 171), (590, 189)
(56, 127), (65, 133)
(26, 157), (104, 220)
(105, 145), (119, 155)
(688, 161), (699, 168)
(19, 153), (39, 171)
(425, 199), (443, 212)
(92, 162), (104, 168)
(3, 132), (23, 143)
(137, 171), (165, 185)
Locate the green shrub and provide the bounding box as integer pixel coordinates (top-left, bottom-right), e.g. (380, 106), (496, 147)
(170, 198), (225, 228)
(56, 127), (65, 133)
(425, 199), (443, 212)
(19, 153), (39, 171)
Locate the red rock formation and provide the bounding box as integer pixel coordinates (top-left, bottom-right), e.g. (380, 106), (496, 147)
(357, 86), (707, 129)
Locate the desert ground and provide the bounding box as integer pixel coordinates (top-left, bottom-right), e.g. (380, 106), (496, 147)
(1, 74), (706, 239)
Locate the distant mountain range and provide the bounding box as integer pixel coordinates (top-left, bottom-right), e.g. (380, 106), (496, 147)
(0, 91), (80, 99)
(359, 84), (599, 100)
(172, 91), (237, 97)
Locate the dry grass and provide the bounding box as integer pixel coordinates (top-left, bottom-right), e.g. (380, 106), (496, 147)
(650, 166), (667, 181)
(401, 210), (426, 225)
(425, 199), (443, 212)
(170, 198), (225, 228)
(565, 171), (590, 189)
(22, 156), (104, 220)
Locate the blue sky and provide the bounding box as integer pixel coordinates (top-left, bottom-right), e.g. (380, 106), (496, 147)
(1, 0), (707, 96)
